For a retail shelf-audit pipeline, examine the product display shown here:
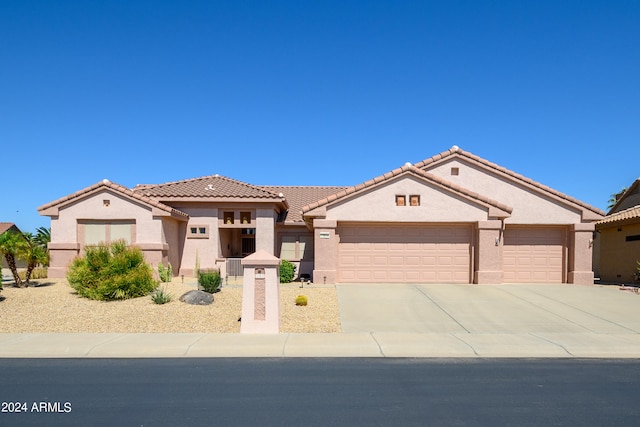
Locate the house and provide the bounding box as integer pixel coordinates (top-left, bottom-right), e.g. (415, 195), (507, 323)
(0, 222), (26, 270)
(595, 178), (640, 283)
(38, 147), (604, 284)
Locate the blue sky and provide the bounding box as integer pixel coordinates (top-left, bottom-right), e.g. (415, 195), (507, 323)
(2, 0), (638, 232)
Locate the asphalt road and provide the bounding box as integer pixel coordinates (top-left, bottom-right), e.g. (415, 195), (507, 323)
(1, 358), (639, 426)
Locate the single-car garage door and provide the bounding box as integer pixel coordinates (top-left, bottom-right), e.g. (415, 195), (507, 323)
(503, 227), (565, 283)
(338, 224), (471, 283)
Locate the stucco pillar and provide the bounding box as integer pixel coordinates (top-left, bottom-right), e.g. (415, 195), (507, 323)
(256, 209), (276, 255)
(568, 223), (595, 285)
(474, 220), (503, 284)
(312, 219), (338, 284)
(240, 250), (280, 333)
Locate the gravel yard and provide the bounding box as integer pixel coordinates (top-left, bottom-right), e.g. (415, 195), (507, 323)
(0, 278), (341, 333)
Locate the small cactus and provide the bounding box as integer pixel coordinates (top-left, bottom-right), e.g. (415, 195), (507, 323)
(295, 295), (308, 306)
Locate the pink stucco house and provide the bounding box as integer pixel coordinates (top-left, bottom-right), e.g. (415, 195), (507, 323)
(39, 147), (604, 284)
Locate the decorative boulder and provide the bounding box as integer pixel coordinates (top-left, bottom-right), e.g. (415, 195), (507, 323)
(179, 290), (214, 305)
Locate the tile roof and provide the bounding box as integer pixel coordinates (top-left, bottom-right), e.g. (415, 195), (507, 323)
(261, 186), (349, 223)
(0, 222), (20, 234)
(38, 180), (189, 219)
(608, 178), (640, 215)
(301, 164), (513, 218)
(134, 175), (284, 201)
(415, 146), (606, 217)
(597, 205), (640, 226)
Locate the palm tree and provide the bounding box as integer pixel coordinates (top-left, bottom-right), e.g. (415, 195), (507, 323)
(21, 232), (49, 285)
(0, 230), (27, 287)
(34, 227), (50, 249)
(33, 227), (51, 267)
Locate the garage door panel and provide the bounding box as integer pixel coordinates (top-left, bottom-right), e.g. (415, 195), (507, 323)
(503, 227), (565, 283)
(338, 224), (471, 283)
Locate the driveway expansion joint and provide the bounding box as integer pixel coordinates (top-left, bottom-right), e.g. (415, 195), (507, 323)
(369, 332), (386, 357)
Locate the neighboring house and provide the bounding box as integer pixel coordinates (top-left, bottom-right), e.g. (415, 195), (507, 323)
(0, 222), (27, 269)
(595, 178), (640, 283)
(38, 147), (604, 284)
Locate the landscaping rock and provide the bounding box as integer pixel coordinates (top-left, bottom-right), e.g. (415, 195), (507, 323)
(179, 289), (214, 305)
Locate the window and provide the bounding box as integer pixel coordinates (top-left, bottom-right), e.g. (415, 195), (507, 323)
(188, 225), (209, 239)
(280, 236), (297, 259)
(396, 195), (406, 206)
(80, 220), (134, 246)
(451, 167), (459, 176)
(409, 195), (420, 206)
(279, 235), (314, 260)
(626, 235), (640, 242)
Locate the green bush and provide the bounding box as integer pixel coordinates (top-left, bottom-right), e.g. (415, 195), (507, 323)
(151, 286), (172, 304)
(67, 240), (158, 301)
(158, 263), (172, 283)
(295, 295), (308, 306)
(198, 269), (222, 294)
(279, 260), (296, 283)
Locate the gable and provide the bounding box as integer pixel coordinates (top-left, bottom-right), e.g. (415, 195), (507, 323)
(38, 180), (188, 220)
(0, 223), (21, 235)
(418, 148), (603, 223)
(56, 189), (158, 219)
(609, 178), (640, 214)
(324, 174), (496, 223)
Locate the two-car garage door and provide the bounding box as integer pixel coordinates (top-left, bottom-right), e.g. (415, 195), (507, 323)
(338, 224), (471, 283)
(337, 224), (566, 284)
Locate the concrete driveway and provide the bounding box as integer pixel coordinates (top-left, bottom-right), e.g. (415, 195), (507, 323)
(337, 283), (640, 335)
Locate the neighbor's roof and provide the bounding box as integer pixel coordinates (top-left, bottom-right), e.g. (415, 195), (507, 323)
(261, 186), (348, 223)
(0, 222), (20, 235)
(302, 164), (513, 218)
(38, 180), (189, 219)
(597, 205), (640, 227)
(135, 175), (286, 202)
(607, 178), (640, 215)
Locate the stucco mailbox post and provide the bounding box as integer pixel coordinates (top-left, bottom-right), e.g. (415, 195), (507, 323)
(240, 249), (281, 334)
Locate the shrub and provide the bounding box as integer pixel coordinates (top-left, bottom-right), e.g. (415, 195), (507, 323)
(198, 269), (222, 294)
(279, 260), (296, 283)
(295, 295), (308, 306)
(158, 263), (172, 283)
(151, 286), (172, 304)
(67, 240), (158, 301)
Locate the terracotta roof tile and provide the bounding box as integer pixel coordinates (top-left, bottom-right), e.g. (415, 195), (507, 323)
(415, 146), (605, 217)
(261, 186), (348, 222)
(597, 206), (640, 225)
(135, 175), (282, 200)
